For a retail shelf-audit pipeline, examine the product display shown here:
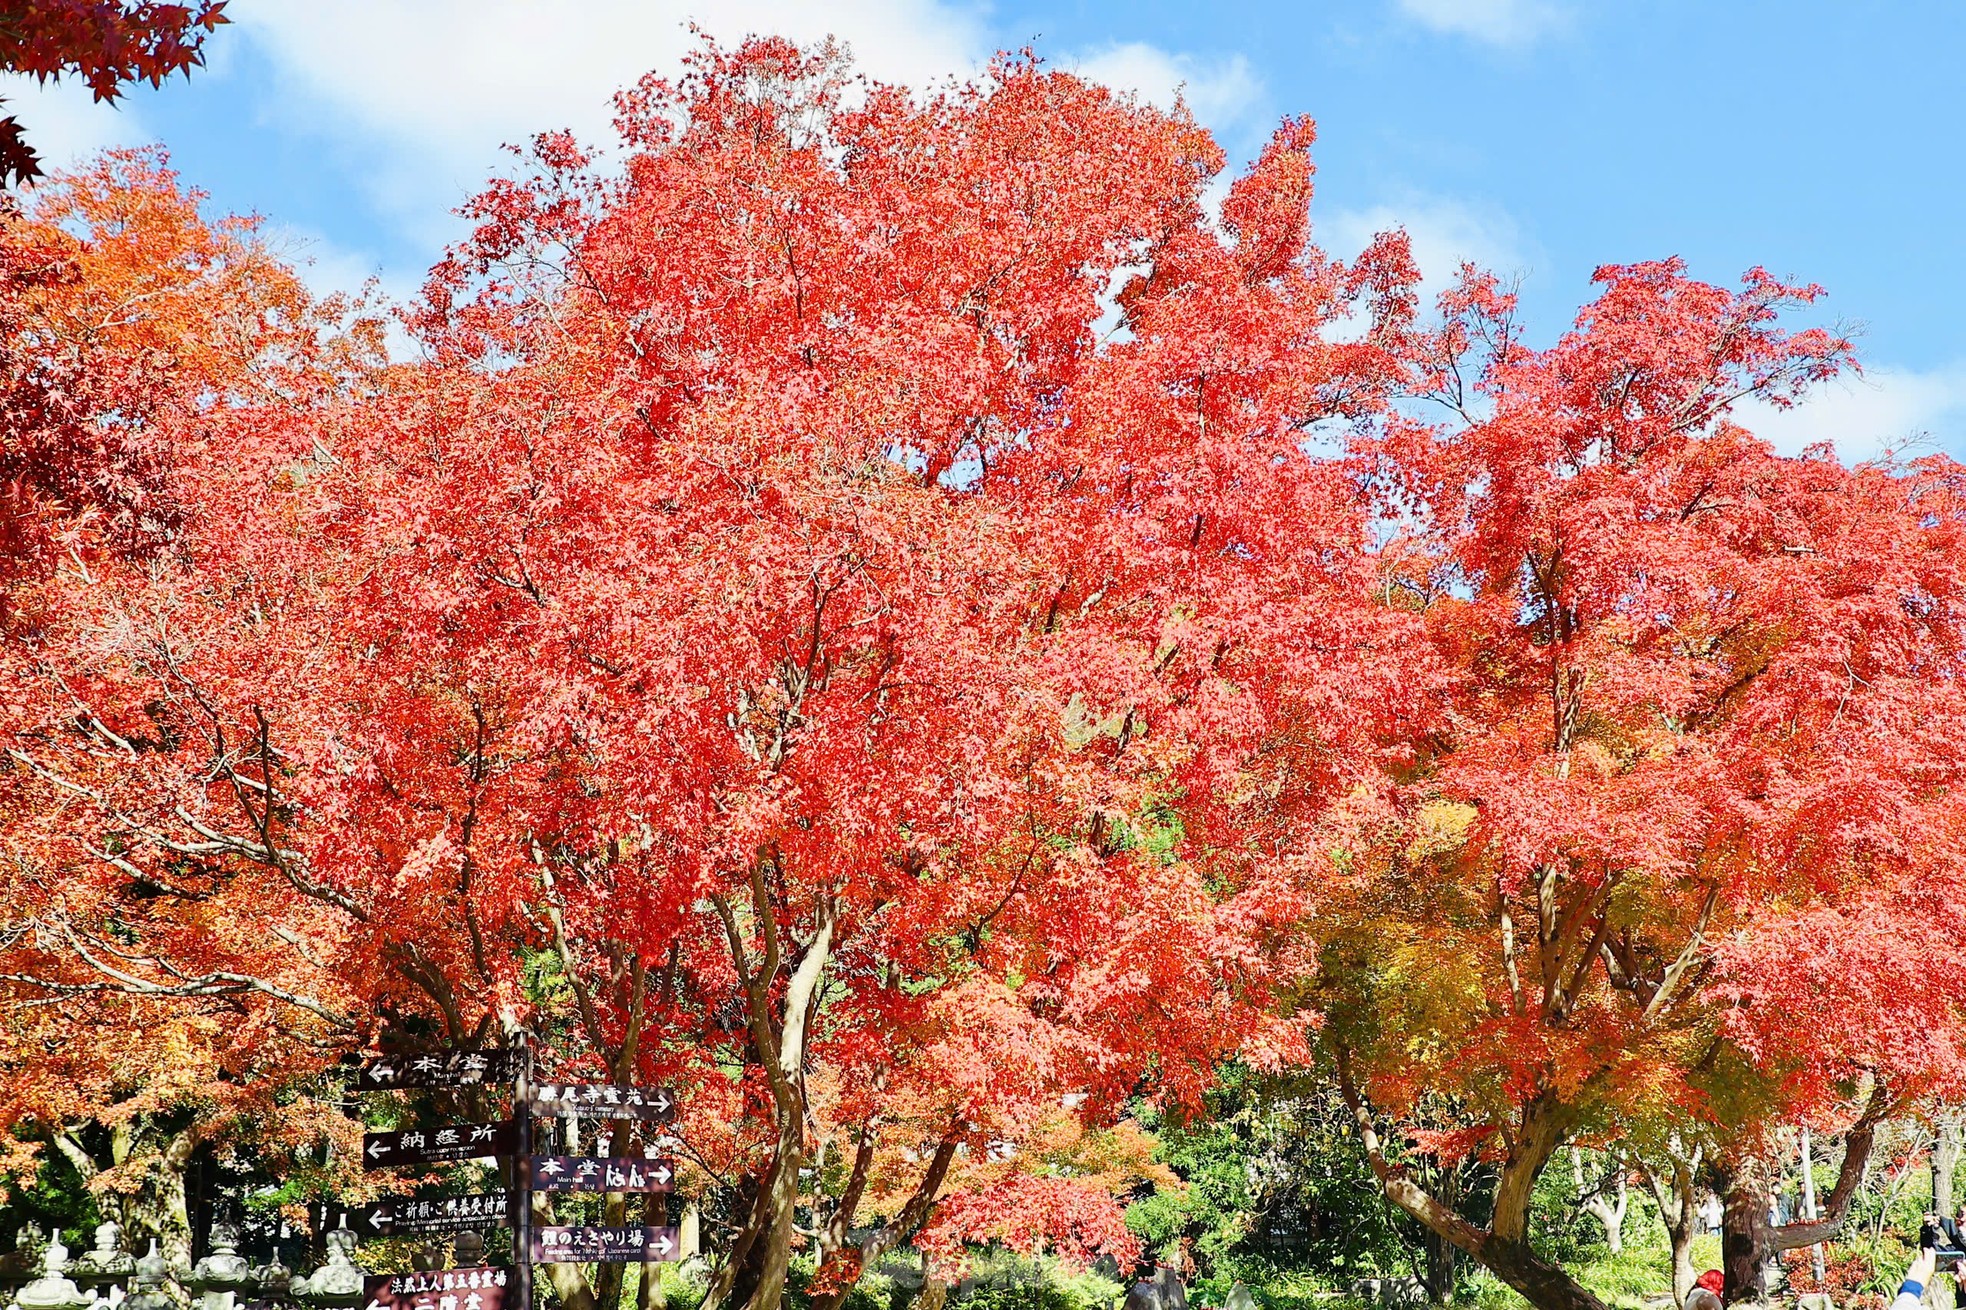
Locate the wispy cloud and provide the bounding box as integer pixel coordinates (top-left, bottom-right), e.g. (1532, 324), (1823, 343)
(1737, 361), (1966, 465)
(1394, 0), (1572, 47)
(1067, 42), (1267, 142)
(0, 74), (154, 175)
(1323, 191), (1540, 309)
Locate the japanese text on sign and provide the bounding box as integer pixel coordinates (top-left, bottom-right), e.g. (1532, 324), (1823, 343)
(530, 1226), (679, 1263)
(363, 1121), (514, 1169)
(530, 1156), (675, 1193)
(363, 1267), (508, 1310)
(356, 1050), (521, 1091)
(529, 1084), (676, 1121)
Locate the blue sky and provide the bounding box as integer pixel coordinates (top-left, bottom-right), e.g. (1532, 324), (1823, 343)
(6, 0), (1962, 461)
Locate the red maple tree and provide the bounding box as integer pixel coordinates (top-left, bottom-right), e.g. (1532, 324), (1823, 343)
(1311, 261), (1966, 1309)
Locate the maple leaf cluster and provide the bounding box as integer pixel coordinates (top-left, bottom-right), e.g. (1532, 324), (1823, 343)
(0, 2), (229, 185)
(0, 34), (1962, 1310)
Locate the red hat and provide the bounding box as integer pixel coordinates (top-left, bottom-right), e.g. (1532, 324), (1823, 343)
(1697, 1271), (1725, 1295)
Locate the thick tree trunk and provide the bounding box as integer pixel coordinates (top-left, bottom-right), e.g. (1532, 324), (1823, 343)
(1937, 1120), (1961, 1310)
(1337, 1057), (1609, 1310)
(1719, 1158), (1773, 1306)
(1716, 1091), (1890, 1306)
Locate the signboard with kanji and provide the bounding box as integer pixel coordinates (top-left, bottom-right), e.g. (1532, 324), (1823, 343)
(362, 1121), (515, 1169)
(529, 1084), (676, 1121)
(319, 1191), (514, 1236)
(363, 1267), (510, 1310)
(356, 1050), (521, 1091)
(530, 1226), (679, 1263)
(529, 1156), (675, 1193)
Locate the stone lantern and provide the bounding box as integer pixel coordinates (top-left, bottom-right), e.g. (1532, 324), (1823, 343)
(121, 1245), (174, 1310)
(72, 1225), (134, 1292)
(291, 1228), (361, 1310)
(188, 1225), (249, 1310)
(14, 1236), (88, 1310)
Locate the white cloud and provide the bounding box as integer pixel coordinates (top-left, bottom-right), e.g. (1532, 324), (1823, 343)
(0, 74), (155, 175)
(235, 2), (986, 203)
(1736, 362), (1966, 465)
(1322, 192), (1539, 310)
(1395, 0), (1571, 46)
(233, 2), (1269, 270)
(1068, 43), (1265, 140)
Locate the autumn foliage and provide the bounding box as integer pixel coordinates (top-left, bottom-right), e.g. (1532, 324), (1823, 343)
(2, 32), (1964, 1310)
(0, 2), (229, 185)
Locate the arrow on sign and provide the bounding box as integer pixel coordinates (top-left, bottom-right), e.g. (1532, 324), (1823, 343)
(363, 1121), (515, 1170)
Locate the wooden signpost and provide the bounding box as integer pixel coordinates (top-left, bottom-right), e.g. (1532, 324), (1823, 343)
(362, 1122), (515, 1169)
(331, 1037), (691, 1306)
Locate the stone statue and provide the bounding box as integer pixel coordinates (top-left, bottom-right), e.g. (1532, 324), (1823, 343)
(249, 1254), (291, 1305)
(292, 1228), (361, 1308)
(121, 1245), (174, 1310)
(16, 1237), (88, 1310)
(74, 1225), (133, 1288)
(449, 1234), (484, 1270)
(0, 1226), (48, 1287)
(1222, 1284), (1257, 1310)
(188, 1225), (248, 1310)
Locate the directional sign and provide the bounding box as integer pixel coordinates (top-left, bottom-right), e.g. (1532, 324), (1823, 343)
(364, 1268), (510, 1310)
(356, 1049), (521, 1091)
(529, 1156), (675, 1193)
(363, 1120), (515, 1169)
(529, 1084), (676, 1121)
(317, 1191), (514, 1236)
(531, 1226), (679, 1264)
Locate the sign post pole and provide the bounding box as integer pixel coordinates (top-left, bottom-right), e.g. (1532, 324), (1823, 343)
(513, 1031), (534, 1310)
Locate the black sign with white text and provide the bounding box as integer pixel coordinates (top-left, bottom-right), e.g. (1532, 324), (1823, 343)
(362, 1121), (514, 1169)
(355, 1050), (521, 1090)
(528, 1084), (677, 1121)
(363, 1268), (509, 1310)
(531, 1226), (679, 1263)
(318, 1191), (514, 1236)
(530, 1155), (675, 1193)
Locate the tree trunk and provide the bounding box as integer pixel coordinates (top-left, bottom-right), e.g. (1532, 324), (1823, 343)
(1638, 1144), (1701, 1304)
(1423, 1226), (1458, 1305)
(1937, 1120), (1961, 1310)
(1337, 1057), (1610, 1310)
(1720, 1156), (1773, 1306)
(633, 1192), (667, 1310)
(1937, 1117), (1961, 1215)
(914, 1277), (950, 1310)
(1572, 1150), (1627, 1254)
(1717, 1094), (1890, 1307)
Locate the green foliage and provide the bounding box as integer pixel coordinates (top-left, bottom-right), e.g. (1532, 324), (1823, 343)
(1126, 1065), (1420, 1295)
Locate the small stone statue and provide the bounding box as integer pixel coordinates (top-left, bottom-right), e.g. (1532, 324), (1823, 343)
(121, 1245), (174, 1310)
(449, 1235), (483, 1270)
(74, 1225), (133, 1287)
(0, 1226), (48, 1287)
(16, 1237), (88, 1310)
(189, 1225), (248, 1310)
(292, 1228), (361, 1309)
(1222, 1284), (1257, 1310)
(249, 1254), (291, 1305)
